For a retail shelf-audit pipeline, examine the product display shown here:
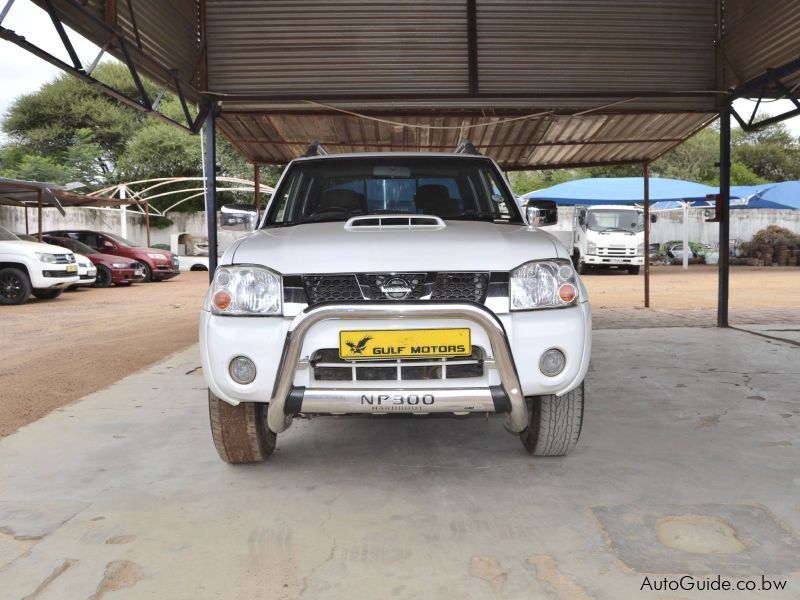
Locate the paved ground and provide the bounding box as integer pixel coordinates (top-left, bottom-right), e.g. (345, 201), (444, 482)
(0, 273), (206, 436)
(1, 328), (798, 599)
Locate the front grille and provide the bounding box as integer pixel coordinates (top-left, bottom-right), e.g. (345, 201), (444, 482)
(299, 272), (493, 305)
(432, 273), (489, 301)
(303, 275), (363, 305)
(311, 347), (485, 382)
(598, 246), (635, 256)
(52, 254), (74, 264)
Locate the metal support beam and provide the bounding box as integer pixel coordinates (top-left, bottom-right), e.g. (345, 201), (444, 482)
(42, 0), (82, 71)
(0, 25), (197, 133)
(144, 201), (151, 247)
(718, 104), (731, 327)
(0, 0), (16, 25)
(254, 164), (261, 212)
(643, 163), (650, 308)
(205, 107), (218, 281)
(37, 190), (43, 242)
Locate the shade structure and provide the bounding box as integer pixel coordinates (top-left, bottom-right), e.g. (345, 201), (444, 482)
(745, 181), (800, 210)
(520, 177), (716, 206)
(8, 0), (798, 169)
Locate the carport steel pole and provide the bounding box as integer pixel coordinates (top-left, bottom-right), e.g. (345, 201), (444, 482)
(643, 163), (650, 308)
(205, 106), (218, 282)
(718, 104), (731, 327)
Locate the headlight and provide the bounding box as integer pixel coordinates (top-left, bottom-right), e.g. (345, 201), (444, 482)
(510, 259), (579, 310)
(36, 252), (59, 264)
(147, 252), (167, 260)
(586, 241), (597, 254)
(206, 265), (282, 316)
(112, 263), (129, 268)
(637, 242), (644, 255)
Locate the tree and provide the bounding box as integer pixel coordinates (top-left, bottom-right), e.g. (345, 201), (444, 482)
(732, 121), (800, 181)
(1, 62), (283, 211)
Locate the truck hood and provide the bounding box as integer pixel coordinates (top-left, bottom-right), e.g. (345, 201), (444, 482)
(587, 230), (641, 247)
(10, 239), (75, 255)
(228, 221), (564, 273)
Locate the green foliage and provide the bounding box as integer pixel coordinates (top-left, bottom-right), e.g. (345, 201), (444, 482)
(1, 62), (283, 212)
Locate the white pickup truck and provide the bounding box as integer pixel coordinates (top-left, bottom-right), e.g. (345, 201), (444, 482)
(200, 150), (591, 463)
(0, 225), (79, 304)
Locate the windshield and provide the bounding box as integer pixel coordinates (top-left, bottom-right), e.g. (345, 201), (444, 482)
(0, 225), (20, 241)
(586, 209), (644, 233)
(104, 232), (136, 247)
(264, 156), (522, 226)
(48, 237), (95, 255)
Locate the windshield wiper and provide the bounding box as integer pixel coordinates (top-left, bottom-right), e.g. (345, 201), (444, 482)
(598, 227), (634, 234)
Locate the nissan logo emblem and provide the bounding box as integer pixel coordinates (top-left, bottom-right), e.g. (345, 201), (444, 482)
(380, 277), (412, 300)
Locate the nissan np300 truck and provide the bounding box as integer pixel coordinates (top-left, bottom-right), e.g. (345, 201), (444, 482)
(200, 149), (591, 463)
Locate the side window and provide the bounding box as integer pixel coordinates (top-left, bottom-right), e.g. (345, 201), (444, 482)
(79, 233), (100, 249)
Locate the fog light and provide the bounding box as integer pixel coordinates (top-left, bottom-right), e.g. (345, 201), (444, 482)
(540, 348), (565, 377)
(229, 356), (256, 384)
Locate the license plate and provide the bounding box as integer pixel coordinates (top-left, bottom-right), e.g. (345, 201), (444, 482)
(134, 270), (143, 276)
(339, 328), (471, 360)
(66, 264), (78, 273)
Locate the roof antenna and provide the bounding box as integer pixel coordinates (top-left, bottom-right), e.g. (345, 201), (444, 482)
(455, 140), (481, 155)
(302, 141), (328, 157)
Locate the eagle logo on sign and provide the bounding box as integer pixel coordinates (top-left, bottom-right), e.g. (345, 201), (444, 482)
(346, 335), (372, 354)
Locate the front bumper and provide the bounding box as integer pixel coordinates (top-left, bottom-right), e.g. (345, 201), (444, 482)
(200, 301), (591, 434)
(112, 268), (145, 283)
(585, 254), (644, 266)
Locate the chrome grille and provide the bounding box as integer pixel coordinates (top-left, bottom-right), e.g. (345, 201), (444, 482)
(311, 347), (485, 382)
(598, 246), (635, 256)
(53, 254), (75, 264)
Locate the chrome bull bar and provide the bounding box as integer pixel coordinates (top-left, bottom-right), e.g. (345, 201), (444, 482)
(267, 302), (530, 434)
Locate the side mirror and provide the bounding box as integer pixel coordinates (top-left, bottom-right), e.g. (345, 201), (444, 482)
(525, 200), (558, 227)
(102, 240), (117, 251)
(650, 213), (658, 223)
(221, 203), (258, 232)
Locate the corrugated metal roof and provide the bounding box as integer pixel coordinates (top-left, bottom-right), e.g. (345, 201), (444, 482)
(215, 110), (716, 168)
(15, 1), (798, 169)
(723, 0), (800, 92)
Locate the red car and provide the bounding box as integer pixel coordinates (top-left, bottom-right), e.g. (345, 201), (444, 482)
(42, 235), (145, 287)
(45, 230), (180, 282)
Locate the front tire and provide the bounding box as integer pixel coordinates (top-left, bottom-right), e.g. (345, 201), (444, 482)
(519, 382), (584, 456)
(0, 267), (32, 305)
(141, 263), (153, 282)
(94, 265), (112, 288)
(627, 266), (641, 275)
(208, 391), (276, 464)
(31, 288), (63, 300)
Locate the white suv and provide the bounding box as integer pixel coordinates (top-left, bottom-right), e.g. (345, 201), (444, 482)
(0, 226), (79, 304)
(200, 151), (591, 463)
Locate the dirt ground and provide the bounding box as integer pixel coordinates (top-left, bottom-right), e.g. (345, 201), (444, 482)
(1, 266), (798, 437)
(584, 264), (800, 309)
(0, 272), (208, 437)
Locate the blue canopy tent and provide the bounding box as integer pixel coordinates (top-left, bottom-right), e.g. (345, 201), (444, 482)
(742, 181), (800, 210)
(520, 177), (716, 206)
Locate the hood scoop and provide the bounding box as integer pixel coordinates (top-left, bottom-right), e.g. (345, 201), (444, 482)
(344, 214), (446, 231)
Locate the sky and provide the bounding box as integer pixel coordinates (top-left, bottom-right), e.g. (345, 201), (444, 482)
(1, 1), (800, 141)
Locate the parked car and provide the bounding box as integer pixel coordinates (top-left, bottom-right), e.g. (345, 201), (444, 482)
(201, 150), (591, 463)
(0, 225), (78, 305)
(44, 230), (179, 282)
(41, 235), (145, 287)
(17, 235), (96, 289)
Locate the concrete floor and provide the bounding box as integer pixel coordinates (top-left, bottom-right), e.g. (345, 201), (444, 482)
(0, 328), (799, 599)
